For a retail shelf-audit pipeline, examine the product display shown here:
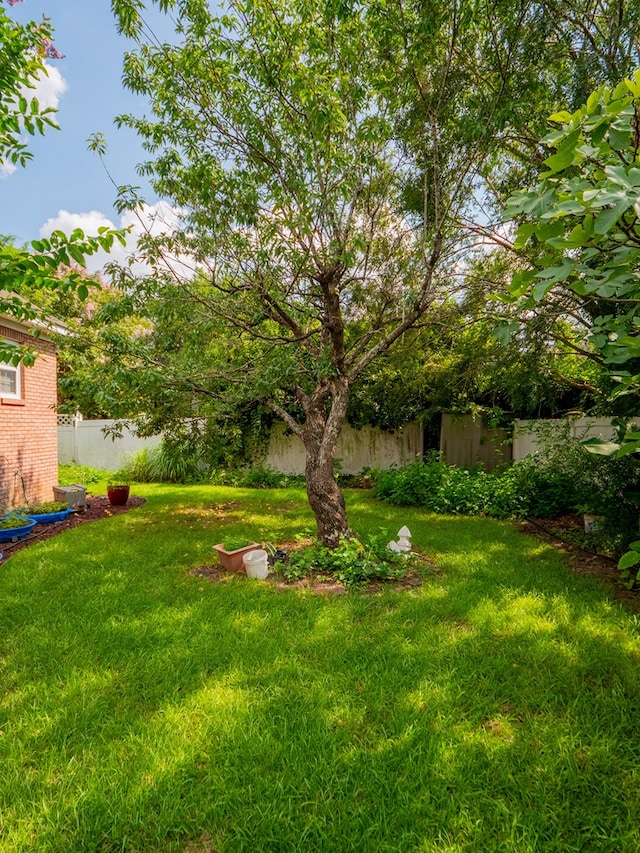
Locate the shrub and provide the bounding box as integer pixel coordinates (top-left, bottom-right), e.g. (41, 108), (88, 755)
(210, 465), (306, 489)
(373, 456), (517, 518)
(118, 442), (206, 484)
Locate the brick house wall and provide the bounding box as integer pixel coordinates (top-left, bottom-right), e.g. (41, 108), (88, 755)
(0, 320), (58, 509)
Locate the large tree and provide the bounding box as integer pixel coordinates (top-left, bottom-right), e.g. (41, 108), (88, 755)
(107, 0), (605, 545)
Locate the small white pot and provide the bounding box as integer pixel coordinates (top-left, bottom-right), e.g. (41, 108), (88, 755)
(243, 548), (269, 579)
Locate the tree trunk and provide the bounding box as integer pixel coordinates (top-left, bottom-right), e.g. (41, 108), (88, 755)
(305, 451), (352, 548)
(303, 377), (353, 548)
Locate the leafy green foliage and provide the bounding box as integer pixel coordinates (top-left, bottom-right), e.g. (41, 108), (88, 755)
(373, 454), (527, 519)
(19, 500), (69, 515)
(211, 465), (306, 490)
(0, 7), (126, 351)
(100, 0), (635, 547)
(0, 511), (30, 529)
(57, 463), (106, 487)
(0, 1), (58, 168)
(618, 540), (640, 588)
(281, 531), (410, 588)
(117, 442), (206, 485)
(503, 71), (640, 403)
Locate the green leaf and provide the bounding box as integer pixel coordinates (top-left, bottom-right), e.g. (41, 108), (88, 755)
(68, 245), (86, 266)
(582, 437), (620, 455)
(586, 88), (603, 114)
(608, 125), (631, 150)
(548, 110), (572, 124)
(616, 440), (640, 457)
(612, 80), (631, 101)
(594, 200), (632, 235)
(491, 321), (519, 346)
(513, 222), (535, 249)
(542, 146), (577, 175)
(618, 551), (640, 572)
(535, 258), (574, 284)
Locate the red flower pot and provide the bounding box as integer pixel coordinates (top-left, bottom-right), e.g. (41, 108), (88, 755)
(107, 485), (130, 506)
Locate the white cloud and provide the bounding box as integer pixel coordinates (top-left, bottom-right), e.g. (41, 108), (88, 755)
(30, 62), (67, 111)
(41, 209), (113, 237)
(0, 161), (18, 179)
(39, 202), (194, 277)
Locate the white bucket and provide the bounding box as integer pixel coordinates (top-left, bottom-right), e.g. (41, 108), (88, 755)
(243, 548), (269, 579)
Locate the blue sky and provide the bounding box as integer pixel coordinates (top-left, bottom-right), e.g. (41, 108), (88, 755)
(1, 0), (171, 268)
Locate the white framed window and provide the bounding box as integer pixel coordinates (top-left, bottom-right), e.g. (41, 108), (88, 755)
(0, 344), (22, 400)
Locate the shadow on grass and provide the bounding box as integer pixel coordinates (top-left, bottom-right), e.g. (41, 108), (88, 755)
(0, 487), (639, 851)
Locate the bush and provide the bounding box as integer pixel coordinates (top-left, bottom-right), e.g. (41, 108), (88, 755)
(210, 465), (306, 489)
(373, 455), (520, 519)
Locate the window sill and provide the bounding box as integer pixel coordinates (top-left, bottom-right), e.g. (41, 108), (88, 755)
(0, 398), (25, 406)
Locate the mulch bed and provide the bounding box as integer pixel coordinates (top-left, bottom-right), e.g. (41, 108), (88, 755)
(0, 494), (146, 560)
(189, 561), (426, 595)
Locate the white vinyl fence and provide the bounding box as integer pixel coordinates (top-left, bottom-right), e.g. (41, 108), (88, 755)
(512, 418), (640, 461)
(58, 419), (162, 472)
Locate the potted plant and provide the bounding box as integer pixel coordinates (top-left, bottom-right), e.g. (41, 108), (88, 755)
(107, 482), (130, 506)
(0, 512), (36, 542)
(21, 500), (72, 524)
(213, 539), (259, 572)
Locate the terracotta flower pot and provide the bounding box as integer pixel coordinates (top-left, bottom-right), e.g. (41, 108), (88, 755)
(107, 485), (130, 506)
(213, 542), (259, 572)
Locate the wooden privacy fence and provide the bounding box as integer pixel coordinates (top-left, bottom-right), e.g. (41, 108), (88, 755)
(512, 418), (640, 460)
(439, 414), (512, 472)
(438, 414), (640, 469)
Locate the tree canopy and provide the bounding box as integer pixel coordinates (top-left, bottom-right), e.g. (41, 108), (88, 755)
(0, 0), (124, 365)
(503, 70), (640, 400)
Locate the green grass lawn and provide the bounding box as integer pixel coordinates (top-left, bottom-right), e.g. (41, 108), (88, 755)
(1, 483), (639, 852)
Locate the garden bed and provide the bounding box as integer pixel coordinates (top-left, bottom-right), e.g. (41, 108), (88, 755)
(189, 559), (427, 594)
(1, 494), (146, 559)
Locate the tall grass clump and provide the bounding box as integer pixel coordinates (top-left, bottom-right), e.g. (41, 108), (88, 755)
(121, 446), (306, 489)
(118, 441), (206, 484)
